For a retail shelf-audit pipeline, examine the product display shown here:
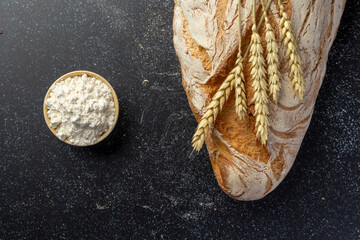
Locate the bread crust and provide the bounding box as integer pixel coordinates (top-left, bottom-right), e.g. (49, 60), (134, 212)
(173, 0), (346, 200)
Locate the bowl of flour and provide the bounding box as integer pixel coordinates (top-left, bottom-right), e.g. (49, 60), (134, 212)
(43, 71), (119, 146)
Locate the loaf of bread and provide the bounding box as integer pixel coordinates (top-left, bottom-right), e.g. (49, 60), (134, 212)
(173, 0), (346, 200)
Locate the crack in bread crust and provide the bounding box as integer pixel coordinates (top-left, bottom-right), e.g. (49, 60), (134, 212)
(176, 0), (212, 72)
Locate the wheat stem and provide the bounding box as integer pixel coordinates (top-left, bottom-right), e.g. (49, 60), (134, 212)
(238, 0), (242, 50)
(252, 0), (256, 23)
(235, 0), (248, 119)
(192, 68), (236, 152)
(278, 0), (305, 99)
(260, 0), (281, 103)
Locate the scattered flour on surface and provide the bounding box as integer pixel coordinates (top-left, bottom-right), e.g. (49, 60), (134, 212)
(46, 74), (115, 146)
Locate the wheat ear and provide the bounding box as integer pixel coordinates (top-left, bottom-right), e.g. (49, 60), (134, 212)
(244, 0), (273, 59)
(278, 0), (304, 99)
(260, 0), (281, 103)
(249, 0), (269, 145)
(235, 0), (247, 119)
(192, 69), (236, 152)
(235, 54), (247, 119)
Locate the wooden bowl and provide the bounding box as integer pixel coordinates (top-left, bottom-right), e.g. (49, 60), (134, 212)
(43, 70), (119, 147)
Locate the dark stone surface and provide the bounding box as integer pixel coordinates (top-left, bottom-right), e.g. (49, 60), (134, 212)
(0, 0), (359, 239)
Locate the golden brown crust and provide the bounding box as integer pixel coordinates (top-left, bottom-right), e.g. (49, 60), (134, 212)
(173, 0), (346, 200)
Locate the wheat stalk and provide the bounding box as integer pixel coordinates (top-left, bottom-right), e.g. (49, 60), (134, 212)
(260, 0), (281, 103)
(278, 0), (305, 99)
(249, 0), (269, 145)
(191, 0), (285, 150)
(192, 68), (236, 152)
(235, 0), (247, 119)
(190, 0), (306, 150)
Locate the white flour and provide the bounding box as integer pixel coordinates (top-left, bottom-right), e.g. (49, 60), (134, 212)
(45, 74), (116, 146)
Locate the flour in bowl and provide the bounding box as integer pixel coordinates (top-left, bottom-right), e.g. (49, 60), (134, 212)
(45, 74), (116, 146)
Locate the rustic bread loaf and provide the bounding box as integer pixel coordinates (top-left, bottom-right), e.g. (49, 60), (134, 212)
(173, 0), (346, 200)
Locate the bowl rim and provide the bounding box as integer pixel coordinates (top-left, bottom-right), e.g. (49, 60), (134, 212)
(43, 70), (119, 147)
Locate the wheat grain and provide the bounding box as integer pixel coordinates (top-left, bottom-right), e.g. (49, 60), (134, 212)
(249, 20), (269, 145)
(192, 68), (236, 152)
(260, 0), (281, 103)
(278, 0), (305, 99)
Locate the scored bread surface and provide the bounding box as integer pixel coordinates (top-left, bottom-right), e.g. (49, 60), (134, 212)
(173, 0), (346, 200)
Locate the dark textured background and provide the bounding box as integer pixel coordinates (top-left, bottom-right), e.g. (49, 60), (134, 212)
(0, 0), (359, 239)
